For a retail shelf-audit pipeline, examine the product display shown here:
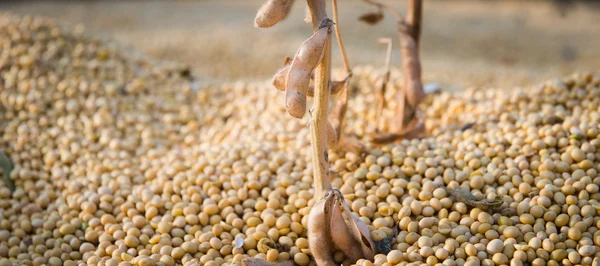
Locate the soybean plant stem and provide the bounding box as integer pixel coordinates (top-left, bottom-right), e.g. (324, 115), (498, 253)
(307, 0), (332, 200)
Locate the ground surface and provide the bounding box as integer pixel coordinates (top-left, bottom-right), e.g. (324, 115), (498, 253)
(1, 0), (599, 90)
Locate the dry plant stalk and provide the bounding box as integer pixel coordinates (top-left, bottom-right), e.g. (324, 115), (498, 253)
(435, 183), (506, 212)
(258, 0), (375, 263)
(360, 0), (425, 143)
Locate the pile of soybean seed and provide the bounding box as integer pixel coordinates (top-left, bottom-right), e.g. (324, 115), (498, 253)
(1, 13), (600, 266)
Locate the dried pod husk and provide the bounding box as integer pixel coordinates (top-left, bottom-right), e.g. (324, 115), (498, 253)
(337, 190), (376, 260)
(371, 115), (425, 144)
(285, 19), (332, 118)
(257, 238), (277, 253)
(336, 137), (365, 154)
(329, 79), (346, 95)
(308, 191), (337, 266)
(255, 0), (289, 28)
(272, 65), (290, 91)
(243, 258), (295, 266)
(329, 190), (370, 262)
(399, 28), (424, 107)
(358, 11), (384, 25)
(326, 120), (337, 149)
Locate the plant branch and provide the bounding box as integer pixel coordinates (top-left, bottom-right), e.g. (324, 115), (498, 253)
(307, 0), (332, 200)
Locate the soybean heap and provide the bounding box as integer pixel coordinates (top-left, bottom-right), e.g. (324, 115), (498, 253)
(1, 13), (600, 266)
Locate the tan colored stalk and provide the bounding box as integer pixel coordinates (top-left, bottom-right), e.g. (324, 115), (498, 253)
(307, 0), (332, 200)
(330, 0), (351, 143)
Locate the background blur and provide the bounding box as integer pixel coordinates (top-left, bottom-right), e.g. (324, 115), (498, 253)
(1, 0), (599, 89)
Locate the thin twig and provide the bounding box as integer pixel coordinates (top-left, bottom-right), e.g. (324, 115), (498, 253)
(332, 0), (350, 73)
(307, 0), (332, 200)
(330, 0), (351, 143)
(376, 38), (392, 131)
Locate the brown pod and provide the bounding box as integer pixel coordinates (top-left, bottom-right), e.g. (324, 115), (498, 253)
(254, 0), (289, 28)
(329, 190), (365, 262)
(308, 191), (337, 266)
(326, 120), (337, 148)
(272, 65), (290, 91)
(399, 29), (425, 107)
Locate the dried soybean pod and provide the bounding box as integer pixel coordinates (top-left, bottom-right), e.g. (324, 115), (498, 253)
(242, 258), (295, 266)
(285, 18), (333, 118)
(272, 65), (290, 91)
(287, 19), (332, 95)
(339, 191), (376, 260)
(255, 0), (289, 28)
(326, 120), (337, 148)
(329, 190), (365, 262)
(399, 27), (424, 107)
(308, 191), (337, 266)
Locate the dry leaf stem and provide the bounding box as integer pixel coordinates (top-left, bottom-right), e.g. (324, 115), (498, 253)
(307, 0), (332, 200)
